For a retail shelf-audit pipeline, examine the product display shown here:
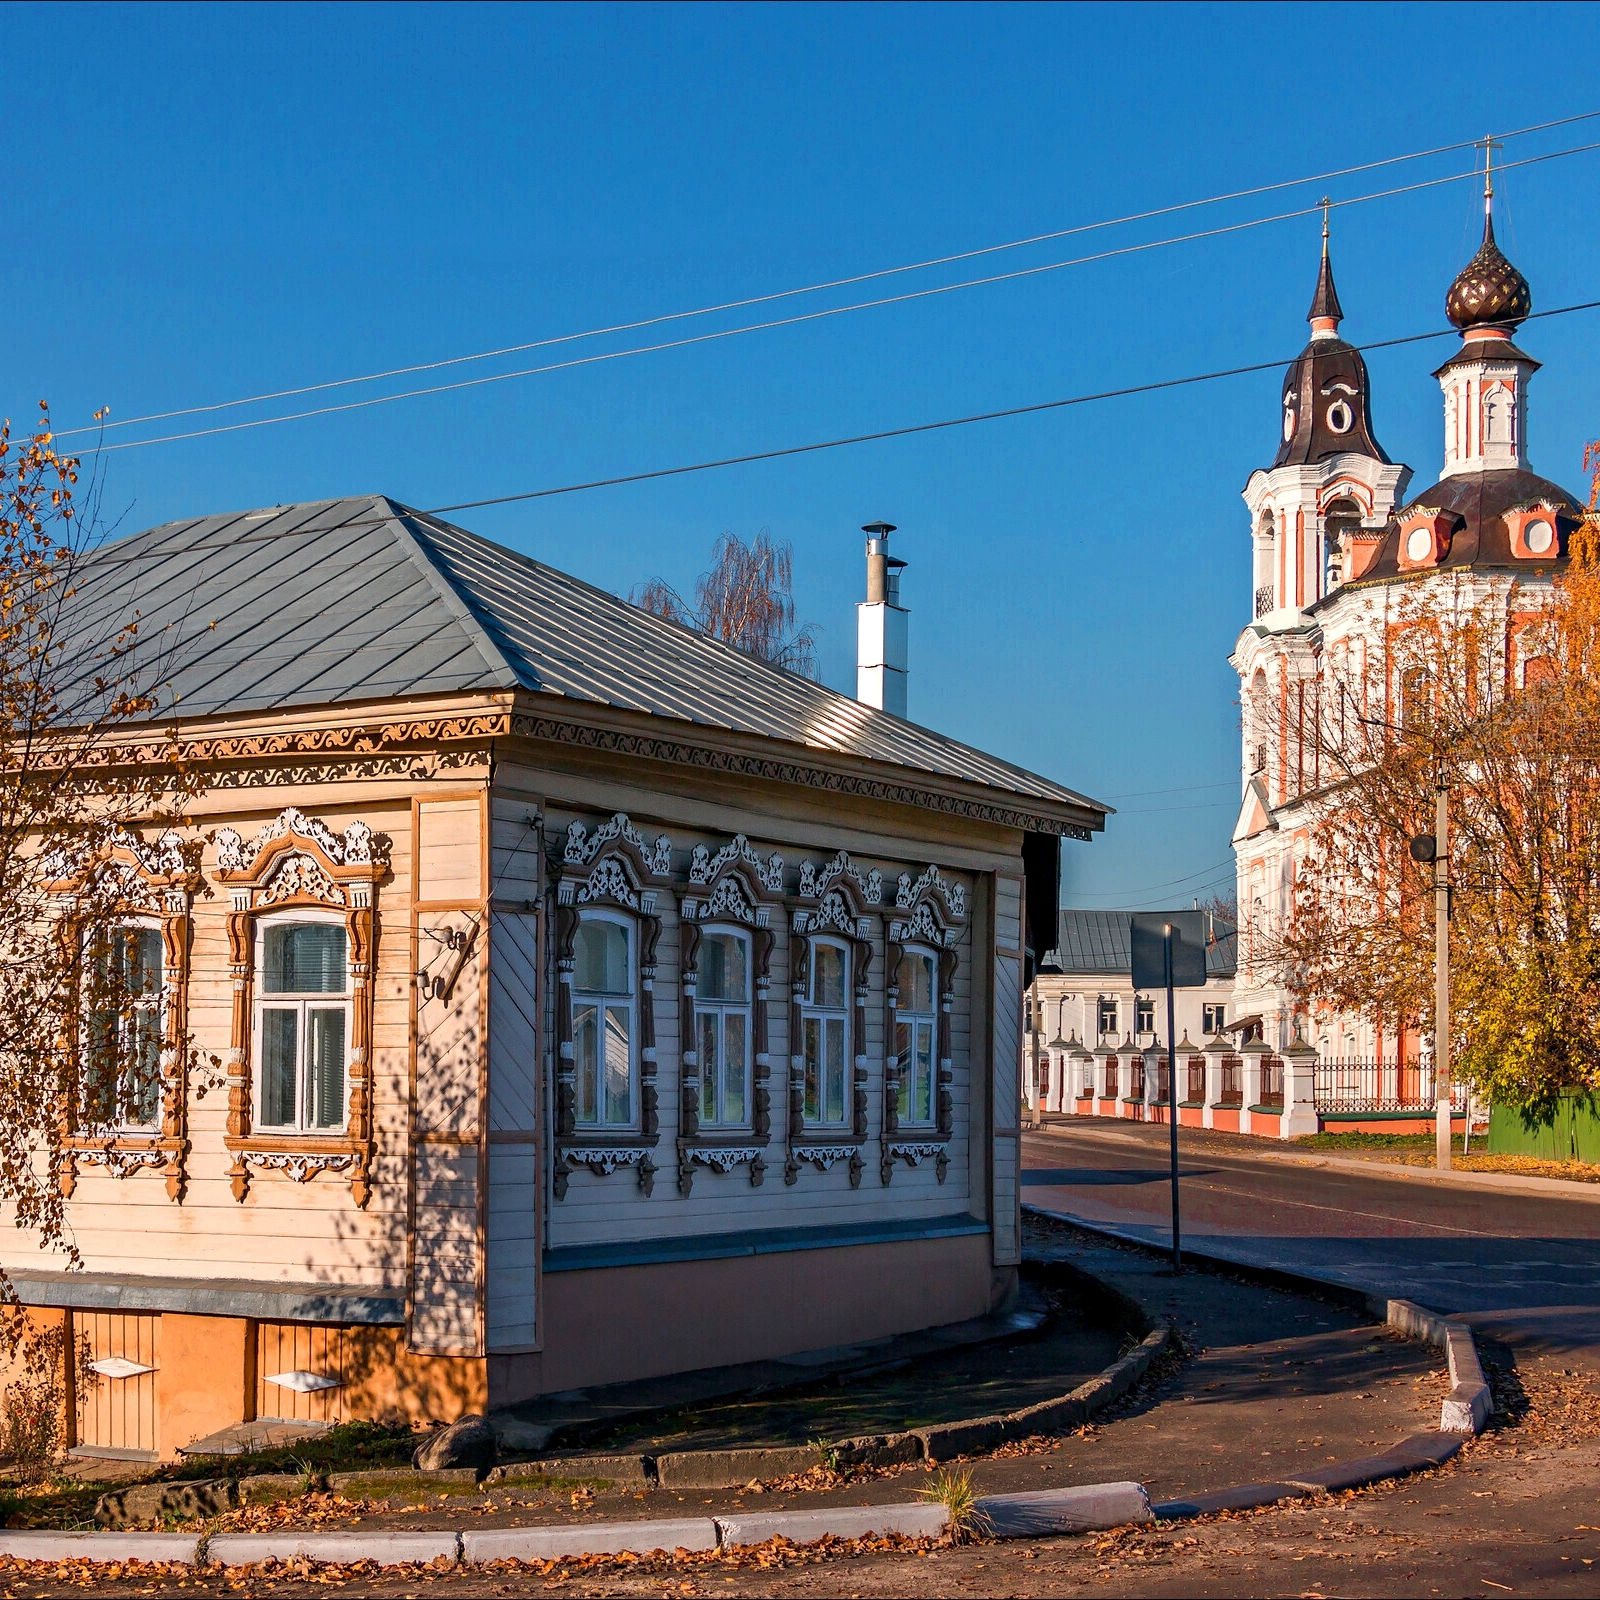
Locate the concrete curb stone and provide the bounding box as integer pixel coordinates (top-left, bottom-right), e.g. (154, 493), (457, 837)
(486, 1455), (652, 1488)
(0, 1532), (200, 1563)
(1282, 1430), (1462, 1494)
(715, 1503), (948, 1547)
(976, 1482), (1153, 1537)
(94, 1478), (239, 1527)
(206, 1531), (462, 1566)
(654, 1446), (818, 1488)
(464, 1519), (719, 1562)
(1152, 1481), (1313, 1518)
(832, 1432), (923, 1469)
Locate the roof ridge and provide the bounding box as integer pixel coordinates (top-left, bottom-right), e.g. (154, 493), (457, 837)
(376, 498), (522, 692)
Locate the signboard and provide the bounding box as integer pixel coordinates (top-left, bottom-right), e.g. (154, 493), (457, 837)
(1129, 910), (1208, 990)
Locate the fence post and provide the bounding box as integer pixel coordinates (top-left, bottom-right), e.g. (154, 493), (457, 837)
(1202, 1038), (1228, 1130)
(1281, 1039), (1320, 1138)
(1144, 1044), (1162, 1121)
(1240, 1038), (1267, 1136)
(1070, 1037), (1094, 1112)
(1093, 1040), (1115, 1118)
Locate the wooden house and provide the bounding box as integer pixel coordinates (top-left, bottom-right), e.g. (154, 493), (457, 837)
(11, 497), (1105, 1459)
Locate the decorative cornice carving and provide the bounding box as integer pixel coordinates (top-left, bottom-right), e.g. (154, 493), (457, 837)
(238, 1149), (354, 1183)
(889, 901), (956, 950)
(793, 889), (871, 942)
(511, 714), (1093, 839)
(887, 1140), (950, 1183)
(689, 836), (785, 893)
(73, 1144), (169, 1178)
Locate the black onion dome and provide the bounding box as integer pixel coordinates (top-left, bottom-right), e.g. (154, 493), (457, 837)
(1445, 214), (1531, 331)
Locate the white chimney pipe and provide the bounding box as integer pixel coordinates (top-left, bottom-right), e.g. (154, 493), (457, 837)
(857, 519), (908, 718)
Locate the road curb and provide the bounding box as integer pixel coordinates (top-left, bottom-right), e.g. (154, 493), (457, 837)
(1026, 1206), (1495, 1439)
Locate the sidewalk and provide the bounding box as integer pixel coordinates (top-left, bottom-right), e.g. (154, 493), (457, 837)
(1035, 1113), (1600, 1203)
(77, 1220), (1449, 1544)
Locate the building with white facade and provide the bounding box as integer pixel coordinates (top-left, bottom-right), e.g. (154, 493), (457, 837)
(1230, 191), (1585, 1092)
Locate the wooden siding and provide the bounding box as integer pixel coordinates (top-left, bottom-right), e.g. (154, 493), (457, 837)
(486, 911), (539, 1351)
(42, 800), (418, 1293)
(542, 807), (979, 1250)
(489, 799), (543, 907)
(256, 1322), (347, 1424)
(990, 875), (1023, 1267)
(77, 1312), (160, 1458)
(418, 798), (484, 903)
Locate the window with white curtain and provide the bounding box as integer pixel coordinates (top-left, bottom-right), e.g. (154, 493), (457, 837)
(86, 923), (164, 1130)
(572, 911), (635, 1129)
(894, 947), (937, 1127)
(255, 916), (349, 1132)
(802, 938), (849, 1126)
(696, 926), (750, 1128)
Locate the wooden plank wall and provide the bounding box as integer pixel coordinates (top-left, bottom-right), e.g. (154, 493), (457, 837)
(410, 795), (488, 1357)
(76, 1312), (160, 1457)
(255, 1321), (347, 1424)
(486, 909), (539, 1352)
(544, 809), (978, 1250)
(990, 875), (1023, 1267)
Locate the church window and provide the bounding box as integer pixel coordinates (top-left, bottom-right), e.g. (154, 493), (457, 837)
(1524, 519), (1554, 555)
(1204, 1002), (1227, 1035)
(1405, 527), (1434, 562)
(1325, 400), (1353, 434)
(1136, 997), (1154, 1036)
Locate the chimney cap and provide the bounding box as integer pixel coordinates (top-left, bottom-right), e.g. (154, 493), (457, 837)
(861, 520), (897, 536)
(886, 556), (908, 571)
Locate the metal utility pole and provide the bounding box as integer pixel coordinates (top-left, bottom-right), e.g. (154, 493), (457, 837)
(1433, 784), (1451, 1172)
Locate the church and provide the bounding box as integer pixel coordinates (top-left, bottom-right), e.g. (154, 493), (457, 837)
(1229, 177), (1586, 1076)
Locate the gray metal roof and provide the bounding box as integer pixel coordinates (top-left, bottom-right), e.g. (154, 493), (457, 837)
(63, 496), (1105, 822)
(1044, 909), (1237, 979)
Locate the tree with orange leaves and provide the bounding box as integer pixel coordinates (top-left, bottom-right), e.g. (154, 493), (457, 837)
(0, 407), (212, 1414)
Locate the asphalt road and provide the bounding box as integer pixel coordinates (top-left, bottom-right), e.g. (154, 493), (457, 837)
(1022, 1117), (1600, 1368)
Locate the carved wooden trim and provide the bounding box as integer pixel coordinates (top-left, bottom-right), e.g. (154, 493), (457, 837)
(213, 808), (387, 1206)
(49, 828), (200, 1204)
(550, 814), (672, 1199)
(786, 853), (878, 1188)
(880, 866), (962, 1183)
(675, 836), (785, 1195)
(36, 706), (1096, 840)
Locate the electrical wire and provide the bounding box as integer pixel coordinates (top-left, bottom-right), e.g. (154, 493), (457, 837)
(73, 138), (1600, 456)
(80, 293), (1600, 563)
(54, 109), (1600, 443)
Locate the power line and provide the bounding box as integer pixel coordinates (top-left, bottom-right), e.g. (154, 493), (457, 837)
(1064, 856), (1240, 900)
(75, 138), (1600, 457)
(404, 295), (1600, 519)
(79, 294), (1600, 564)
(1100, 780), (1240, 799)
(55, 109), (1600, 443)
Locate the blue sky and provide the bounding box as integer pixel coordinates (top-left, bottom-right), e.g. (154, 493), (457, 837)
(9, 2), (1598, 909)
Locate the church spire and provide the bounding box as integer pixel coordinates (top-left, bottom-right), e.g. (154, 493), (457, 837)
(1307, 200), (1343, 338)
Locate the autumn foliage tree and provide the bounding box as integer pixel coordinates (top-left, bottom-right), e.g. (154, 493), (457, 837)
(634, 527), (820, 678)
(1262, 444), (1600, 1116)
(0, 407), (209, 1388)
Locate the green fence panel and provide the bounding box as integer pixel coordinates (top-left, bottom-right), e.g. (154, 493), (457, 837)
(1489, 1093), (1600, 1162)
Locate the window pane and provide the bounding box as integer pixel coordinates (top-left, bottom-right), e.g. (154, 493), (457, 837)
(126, 1006), (162, 1127)
(812, 944), (846, 1008)
(698, 1008), (719, 1122)
(573, 1003), (599, 1124)
(604, 1004), (632, 1123)
(306, 1008), (346, 1129)
(127, 928), (163, 996)
(263, 924), (347, 994)
(894, 1020), (911, 1119)
(698, 931), (748, 1003)
(825, 1016), (846, 1123)
(896, 952), (934, 1013)
(722, 1012), (747, 1124)
(576, 918), (630, 995)
(915, 1021), (935, 1123)
(803, 1016), (821, 1121)
(260, 1008), (299, 1127)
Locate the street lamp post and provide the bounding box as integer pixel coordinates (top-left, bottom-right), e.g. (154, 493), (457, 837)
(1410, 783), (1451, 1172)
